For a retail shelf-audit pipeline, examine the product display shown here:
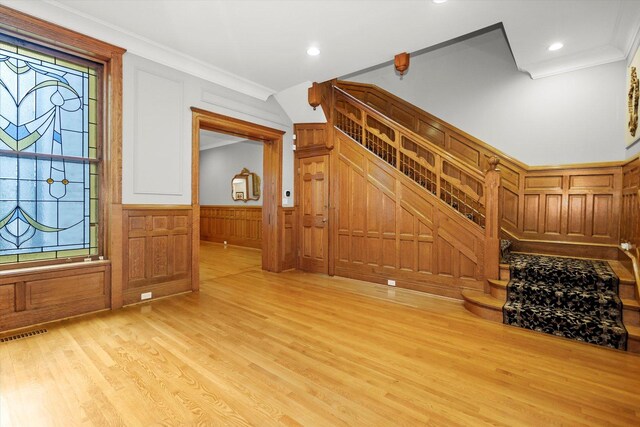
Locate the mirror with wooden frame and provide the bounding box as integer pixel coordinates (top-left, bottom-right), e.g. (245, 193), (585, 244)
(231, 168), (261, 202)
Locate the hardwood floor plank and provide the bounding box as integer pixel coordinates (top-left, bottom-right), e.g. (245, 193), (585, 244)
(1, 242), (639, 425)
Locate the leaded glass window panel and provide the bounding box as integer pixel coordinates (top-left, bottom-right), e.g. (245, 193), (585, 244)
(0, 38), (100, 264)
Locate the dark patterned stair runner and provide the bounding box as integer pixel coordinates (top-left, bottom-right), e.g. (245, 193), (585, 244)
(502, 253), (628, 350)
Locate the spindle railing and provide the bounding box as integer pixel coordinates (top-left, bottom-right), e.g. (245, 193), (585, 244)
(334, 86), (495, 229)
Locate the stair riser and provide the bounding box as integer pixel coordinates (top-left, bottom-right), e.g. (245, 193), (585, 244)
(628, 335), (640, 353)
(619, 282), (637, 300)
(490, 284), (506, 300)
(499, 267), (510, 281)
(623, 307), (639, 325)
(463, 300), (503, 323)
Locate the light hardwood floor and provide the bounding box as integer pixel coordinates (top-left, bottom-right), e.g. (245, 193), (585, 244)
(1, 242), (640, 426)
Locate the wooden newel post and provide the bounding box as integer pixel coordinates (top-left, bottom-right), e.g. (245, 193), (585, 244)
(484, 156), (501, 283)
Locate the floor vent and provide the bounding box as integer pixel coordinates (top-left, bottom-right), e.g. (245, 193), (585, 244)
(0, 328), (48, 343)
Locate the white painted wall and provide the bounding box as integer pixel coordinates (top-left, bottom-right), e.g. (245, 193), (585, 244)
(346, 29), (626, 166)
(199, 140), (263, 206)
(122, 53), (295, 206)
(275, 81), (326, 124)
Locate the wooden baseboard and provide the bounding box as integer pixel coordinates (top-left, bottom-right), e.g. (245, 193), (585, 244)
(334, 267), (483, 300)
(123, 278), (191, 306)
(200, 235), (261, 249)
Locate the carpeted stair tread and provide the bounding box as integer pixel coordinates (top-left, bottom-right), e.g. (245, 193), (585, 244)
(503, 302), (627, 349)
(505, 280), (623, 318)
(503, 253), (628, 350)
(488, 278), (508, 287)
(506, 253), (619, 292)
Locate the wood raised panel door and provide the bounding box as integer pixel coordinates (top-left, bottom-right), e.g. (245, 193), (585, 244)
(299, 155), (329, 274)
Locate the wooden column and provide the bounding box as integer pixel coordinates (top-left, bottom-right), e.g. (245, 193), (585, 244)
(484, 157), (501, 283)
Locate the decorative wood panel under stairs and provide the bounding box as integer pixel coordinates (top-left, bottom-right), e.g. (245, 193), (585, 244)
(317, 80), (640, 352)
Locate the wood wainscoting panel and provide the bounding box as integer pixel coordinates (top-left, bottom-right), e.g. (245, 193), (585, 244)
(523, 194), (540, 233)
(621, 156), (640, 247)
(517, 167), (621, 245)
(332, 131), (484, 299)
(26, 272), (105, 310)
(0, 262), (111, 331)
(123, 207), (192, 305)
(592, 194), (614, 238)
(0, 284), (15, 314)
(200, 206), (262, 249)
(294, 123), (327, 151)
(543, 194), (562, 235)
(280, 207), (296, 270)
(567, 194), (587, 236)
(501, 187), (519, 228)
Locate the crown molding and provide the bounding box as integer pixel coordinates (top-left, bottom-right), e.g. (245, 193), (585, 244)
(518, 45), (626, 80)
(0, 0), (275, 100)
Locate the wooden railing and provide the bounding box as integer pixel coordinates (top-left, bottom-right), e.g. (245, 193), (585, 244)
(334, 86), (493, 228)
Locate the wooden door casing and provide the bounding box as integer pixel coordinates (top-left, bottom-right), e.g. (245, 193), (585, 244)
(299, 155), (330, 274)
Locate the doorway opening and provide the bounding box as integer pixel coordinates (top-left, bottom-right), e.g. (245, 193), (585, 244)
(199, 132), (263, 248)
(191, 108), (284, 289)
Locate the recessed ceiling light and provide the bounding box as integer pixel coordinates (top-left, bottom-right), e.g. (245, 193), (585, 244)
(307, 47), (320, 56)
(432, 0), (448, 3)
(548, 42), (564, 51)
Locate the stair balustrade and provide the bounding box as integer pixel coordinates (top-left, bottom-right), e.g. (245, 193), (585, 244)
(333, 86), (496, 229)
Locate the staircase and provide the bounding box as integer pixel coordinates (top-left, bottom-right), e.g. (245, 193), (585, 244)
(463, 255), (640, 351)
(318, 80), (640, 352)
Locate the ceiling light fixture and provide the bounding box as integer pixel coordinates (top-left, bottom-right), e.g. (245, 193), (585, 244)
(307, 47), (320, 56)
(432, 0), (448, 3)
(548, 42), (564, 51)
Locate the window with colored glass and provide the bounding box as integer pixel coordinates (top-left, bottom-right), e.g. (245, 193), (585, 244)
(0, 36), (101, 264)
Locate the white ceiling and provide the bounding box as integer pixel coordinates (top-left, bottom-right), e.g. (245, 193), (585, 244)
(4, 0), (640, 100)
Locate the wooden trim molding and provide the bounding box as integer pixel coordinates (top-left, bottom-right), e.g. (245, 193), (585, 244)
(123, 204), (193, 210)
(191, 108), (285, 276)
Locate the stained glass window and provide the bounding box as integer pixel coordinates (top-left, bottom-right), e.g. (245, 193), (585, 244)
(0, 38), (100, 264)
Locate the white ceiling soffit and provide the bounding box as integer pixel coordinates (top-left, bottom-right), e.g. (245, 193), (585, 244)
(199, 131), (251, 151)
(2, 0), (640, 100)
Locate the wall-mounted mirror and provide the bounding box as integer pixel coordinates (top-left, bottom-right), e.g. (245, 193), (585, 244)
(231, 168), (261, 202)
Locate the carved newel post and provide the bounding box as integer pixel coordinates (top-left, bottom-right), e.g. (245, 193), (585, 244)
(484, 156), (501, 283)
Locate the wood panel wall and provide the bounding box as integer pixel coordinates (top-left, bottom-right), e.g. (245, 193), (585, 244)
(332, 131), (485, 298)
(280, 207), (296, 270)
(337, 81), (622, 256)
(507, 166), (622, 244)
(122, 207), (192, 305)
(622, 156), (640, 248)
(200, 206), (263, 249)
(0, 261), (111, 331)
(295, 123), (328, 151)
